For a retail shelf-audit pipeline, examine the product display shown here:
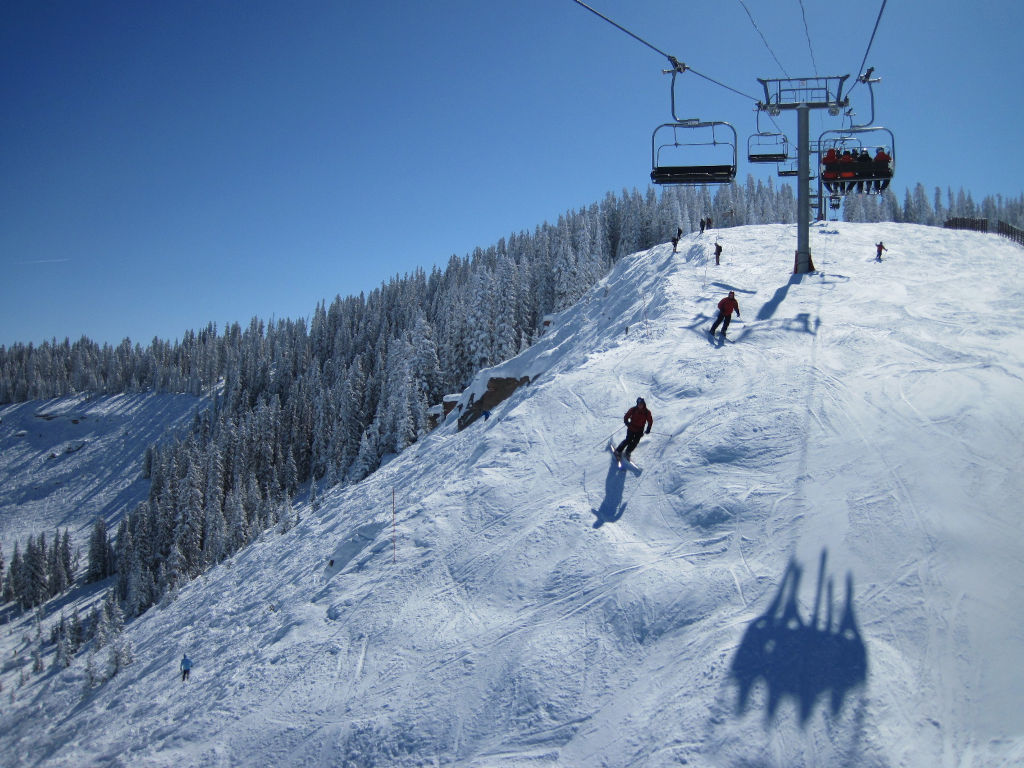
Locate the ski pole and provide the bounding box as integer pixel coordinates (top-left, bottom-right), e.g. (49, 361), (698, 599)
(597, 425), (626, 448)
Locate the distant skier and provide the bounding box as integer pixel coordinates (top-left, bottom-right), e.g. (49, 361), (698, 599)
(714, 241), (723, 265)
(614, 397), (653, 462)
(699, 218), (706, 235)
(180, 653), (192, 682)
(875, 241), (887, 261)
(671, 226), (682, 252)
(710, 291), (741, 337)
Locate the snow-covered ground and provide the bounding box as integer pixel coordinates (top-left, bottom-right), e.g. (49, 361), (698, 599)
(2, 222), (1023, 767)
(0, 392), (208, 552)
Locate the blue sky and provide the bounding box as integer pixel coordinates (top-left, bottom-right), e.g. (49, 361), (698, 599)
(2, 0), (1021, 347)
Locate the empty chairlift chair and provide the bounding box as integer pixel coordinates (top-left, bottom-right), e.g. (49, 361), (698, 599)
(747, 131), (789, 164)
(651, 119), (738, 185)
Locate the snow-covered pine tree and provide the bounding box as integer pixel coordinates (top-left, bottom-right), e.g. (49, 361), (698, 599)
(1, 544), (14, 604)
(409, 312), (444, 410)
(53, 615), (73, 670)
(349, 422), (383, 483)
(552, 218), (581, 312)
(26, 534), (48, 607)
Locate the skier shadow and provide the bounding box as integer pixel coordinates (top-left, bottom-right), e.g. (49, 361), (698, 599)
(730, 550), (867, 726)
(591, 452), (638, 528)
(704, 325), (754, 347)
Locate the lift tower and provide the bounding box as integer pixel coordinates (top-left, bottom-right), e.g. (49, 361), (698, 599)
(757, 77), (849, 273)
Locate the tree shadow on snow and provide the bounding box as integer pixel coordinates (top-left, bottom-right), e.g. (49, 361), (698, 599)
(730, 550), (867, 726)
(710, 282), (757, 295)
(591, 453), (629, 528)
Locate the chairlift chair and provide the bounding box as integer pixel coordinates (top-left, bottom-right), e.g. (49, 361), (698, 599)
(650, 65), (737, 185)
(818, 126), (895, 195)
(747, 132), (789, 164)
(651, 119), (738, 185)
(776, 157), (799, 177)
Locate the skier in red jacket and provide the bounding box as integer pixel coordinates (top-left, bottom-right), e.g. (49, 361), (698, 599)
(614, 397), (653, 461)
(710, 291), (741, 337)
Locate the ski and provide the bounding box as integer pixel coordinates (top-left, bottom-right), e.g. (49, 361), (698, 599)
(608, 442), (622, 468)
(608, 442), (641, 473)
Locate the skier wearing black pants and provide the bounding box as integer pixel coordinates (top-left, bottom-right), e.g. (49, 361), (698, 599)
(615, 398), (653, 461)
(710, 291), (740, 337)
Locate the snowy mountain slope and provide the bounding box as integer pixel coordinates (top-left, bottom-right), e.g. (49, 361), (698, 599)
(0, 392), (208, 552)
(2, 222), (1023, 768)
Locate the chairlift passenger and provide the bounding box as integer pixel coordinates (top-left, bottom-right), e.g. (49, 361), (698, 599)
(838, 150), (856, 194)
(822, 148), (840, 193)
(856, 150), (872, 193)
(872, 148), (892, 191)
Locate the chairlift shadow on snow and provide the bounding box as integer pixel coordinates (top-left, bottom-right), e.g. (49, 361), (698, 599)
(730, 550), (867, 727)
(782, 312), (820, 335)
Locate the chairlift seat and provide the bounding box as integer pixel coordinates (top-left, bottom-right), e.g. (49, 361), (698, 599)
(748, 151), (789, 164)
(651, 165), (736, 185)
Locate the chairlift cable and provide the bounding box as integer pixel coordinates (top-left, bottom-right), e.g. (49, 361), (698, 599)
(569, 0), (677, 66)
(736, 0), (790, 78)
(569, 0), (760, 103)
(796, 0), (819, 76)
(847, 0), (888, 98)
(687, 67), (760, 103)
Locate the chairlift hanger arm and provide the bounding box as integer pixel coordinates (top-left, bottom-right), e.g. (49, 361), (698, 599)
(848, 68), (881, 128)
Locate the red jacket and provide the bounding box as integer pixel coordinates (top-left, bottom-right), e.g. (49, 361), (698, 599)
(717, 296), (740, 316)
(624, 405), (653, 433)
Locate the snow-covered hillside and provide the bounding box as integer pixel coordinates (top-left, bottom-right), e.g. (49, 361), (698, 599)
(0, 392), (208, 551)
(2, 222), (1023, 767)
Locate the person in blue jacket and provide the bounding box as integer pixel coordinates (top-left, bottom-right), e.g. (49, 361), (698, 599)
(180, 653), (192, 682)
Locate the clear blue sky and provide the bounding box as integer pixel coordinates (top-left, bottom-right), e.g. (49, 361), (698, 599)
(2, 0), (1021, 347)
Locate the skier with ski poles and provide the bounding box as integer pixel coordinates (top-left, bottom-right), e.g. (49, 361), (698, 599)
(614, 397), (653, 463)
(709, 291), (740, 338)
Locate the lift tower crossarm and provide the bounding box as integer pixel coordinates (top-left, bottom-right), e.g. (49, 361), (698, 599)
(756, 76), (850, 113)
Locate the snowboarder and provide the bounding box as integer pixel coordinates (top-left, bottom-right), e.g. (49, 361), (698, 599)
(180, 653), (192, 682)
(714, 241), (723, 265)
(614, 397), (653, 462)
(710, 291), (741, 337)
(875, 241), (887, 261)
